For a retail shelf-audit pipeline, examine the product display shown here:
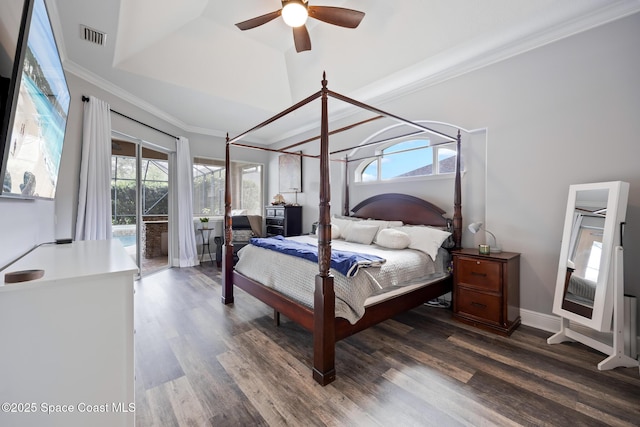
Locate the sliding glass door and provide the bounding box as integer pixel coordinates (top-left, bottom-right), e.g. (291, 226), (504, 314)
(112, 138), (170, 276)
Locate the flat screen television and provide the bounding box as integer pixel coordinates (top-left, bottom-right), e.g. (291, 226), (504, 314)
(0, 0), (70, 199)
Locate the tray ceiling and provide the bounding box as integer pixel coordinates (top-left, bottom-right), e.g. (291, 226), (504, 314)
(51, 0), (640, 143)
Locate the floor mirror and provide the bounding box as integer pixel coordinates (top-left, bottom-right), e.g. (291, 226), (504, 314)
(547, 181), (638, 370)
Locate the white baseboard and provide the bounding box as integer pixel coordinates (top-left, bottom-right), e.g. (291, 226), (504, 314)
(520, 308), (560, 334)
(520, 308), (639, 360)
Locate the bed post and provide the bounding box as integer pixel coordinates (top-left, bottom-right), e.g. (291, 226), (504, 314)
(222, 134), (234, 304)
(453, 129), (462, 249)
(343, 156), (350, 216)
(313, 73), (336, 386)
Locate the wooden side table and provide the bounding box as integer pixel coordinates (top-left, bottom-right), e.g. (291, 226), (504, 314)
(452, 248), (521, 336)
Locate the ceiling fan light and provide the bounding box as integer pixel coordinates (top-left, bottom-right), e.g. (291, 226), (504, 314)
(282, 1), (308, 27)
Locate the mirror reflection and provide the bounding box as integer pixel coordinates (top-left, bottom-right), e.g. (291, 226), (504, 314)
(562, 188), (608, 319)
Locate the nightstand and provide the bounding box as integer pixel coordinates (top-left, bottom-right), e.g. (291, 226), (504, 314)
(452, 248), (521, 336)
(265, 205), (302, 237)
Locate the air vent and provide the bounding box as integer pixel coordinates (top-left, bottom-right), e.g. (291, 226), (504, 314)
(80, 25), (107, 46)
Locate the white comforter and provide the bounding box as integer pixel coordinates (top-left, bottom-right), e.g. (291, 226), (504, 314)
(234, 235), (449, 324)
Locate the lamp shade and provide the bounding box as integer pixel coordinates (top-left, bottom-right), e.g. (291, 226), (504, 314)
(468, 222), (482, 234)
(467, 222), (501, 253)
(282, 1), (308, 27)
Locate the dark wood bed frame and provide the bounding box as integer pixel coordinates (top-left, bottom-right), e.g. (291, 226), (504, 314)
(221, 73), (462, 386)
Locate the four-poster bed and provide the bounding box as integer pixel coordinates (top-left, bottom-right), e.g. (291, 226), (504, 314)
(221, 73), (463, 385)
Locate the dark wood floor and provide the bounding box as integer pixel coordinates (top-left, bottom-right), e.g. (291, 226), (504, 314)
(133, 265), (640, 427)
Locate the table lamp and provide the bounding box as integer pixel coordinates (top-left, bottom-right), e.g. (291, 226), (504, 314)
(468, 222), (501, 253)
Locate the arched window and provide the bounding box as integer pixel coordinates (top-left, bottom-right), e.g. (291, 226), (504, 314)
(356, 139), (458, 182)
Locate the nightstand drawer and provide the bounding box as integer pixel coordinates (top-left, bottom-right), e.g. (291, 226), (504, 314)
(266, 218), (284, 226)
(266, 225), (284, 236)
(457, 257), (501, 292)
(456, 288), (502, 324)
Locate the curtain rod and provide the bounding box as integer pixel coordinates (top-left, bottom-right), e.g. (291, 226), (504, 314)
(82, 95), (177, 140)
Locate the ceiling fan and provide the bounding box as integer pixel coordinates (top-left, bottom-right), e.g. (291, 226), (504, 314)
(235, 1), (365, 53)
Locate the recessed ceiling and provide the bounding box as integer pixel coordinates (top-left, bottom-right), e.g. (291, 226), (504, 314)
(50, 0), (640, 143)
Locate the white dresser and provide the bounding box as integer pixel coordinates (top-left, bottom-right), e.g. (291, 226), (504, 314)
(0, 240), (138, 427)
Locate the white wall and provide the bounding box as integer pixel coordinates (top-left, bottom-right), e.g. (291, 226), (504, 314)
(0, 198), (56, 268)
(447, 13), (640, 322)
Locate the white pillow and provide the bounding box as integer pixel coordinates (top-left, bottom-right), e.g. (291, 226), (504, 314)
(314, 223), (340, 239)
(362, 219), (404, 241)
(344, 223), (379, 245)
(331, 223), (340, 239)
(331, 216), (361, 239)
(363, 219), (403, 229)
(375, 228), (411, 249)
(394, 225), (451, 260)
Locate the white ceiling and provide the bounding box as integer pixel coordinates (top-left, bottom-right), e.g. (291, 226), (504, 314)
(50, 0), (640, 143)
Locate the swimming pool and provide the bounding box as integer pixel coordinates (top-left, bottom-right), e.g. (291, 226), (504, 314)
(116, 235), (136, 247)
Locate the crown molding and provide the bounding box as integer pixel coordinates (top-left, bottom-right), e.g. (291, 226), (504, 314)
(354, 1), (640, 108)
(64, 60), (189, 132)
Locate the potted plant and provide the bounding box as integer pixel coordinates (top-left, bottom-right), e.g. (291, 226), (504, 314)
(200, 208), (211, 228)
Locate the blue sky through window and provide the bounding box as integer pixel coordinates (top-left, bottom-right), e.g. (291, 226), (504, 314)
(381, 140), (431, 179)
(360, 139), (457, 181)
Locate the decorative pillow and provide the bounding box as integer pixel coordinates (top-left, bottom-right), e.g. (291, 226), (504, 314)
(375, 228), (411, 249)
(361, 219), (404, 242)
(313, 223), (340, 239)
(344, 223), (380, 245)
(365, 219), (404, 229)
(393, 225), (452, 260)
(330, 223), (340, 239)
(331, 215), (361, 239)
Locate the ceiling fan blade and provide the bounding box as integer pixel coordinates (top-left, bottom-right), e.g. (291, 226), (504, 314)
(235, 10), (282, 30)
(293, 25), (311, 52)
(308, 6), (365, 28)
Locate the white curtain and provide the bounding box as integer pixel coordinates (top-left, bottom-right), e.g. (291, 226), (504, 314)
(75, 96), (112, 241)
(176, 136), (199, 267)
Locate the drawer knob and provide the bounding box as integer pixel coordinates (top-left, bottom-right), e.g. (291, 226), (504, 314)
(476, 261), (480, 265)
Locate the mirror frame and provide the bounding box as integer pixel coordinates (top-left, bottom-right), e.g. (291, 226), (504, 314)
(552, 181), (629, 332)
